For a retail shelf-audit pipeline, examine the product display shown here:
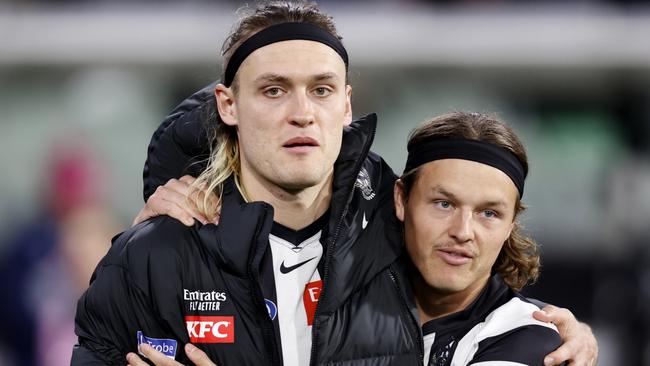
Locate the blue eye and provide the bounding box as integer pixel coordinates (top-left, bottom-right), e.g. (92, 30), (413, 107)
(434, 200), (452, 210)
(481, 210), (498, 218)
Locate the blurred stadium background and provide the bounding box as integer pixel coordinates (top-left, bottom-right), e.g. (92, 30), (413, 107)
(1, 0), (649, 365)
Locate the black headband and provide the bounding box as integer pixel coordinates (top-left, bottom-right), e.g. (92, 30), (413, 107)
(223, 22), (349, 87)
(404, 139), (527, 197)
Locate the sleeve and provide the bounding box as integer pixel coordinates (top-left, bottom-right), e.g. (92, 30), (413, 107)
(70, 344), (117, 365)
(72, 222), (189, 365)
(73, 262), (146, 364)
(142, 82), (218, 201)
(468, 325), (564, 366)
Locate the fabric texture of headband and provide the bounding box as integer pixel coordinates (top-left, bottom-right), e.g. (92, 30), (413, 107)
(223, 22), (349, 87)
(404, 139), (527, 197)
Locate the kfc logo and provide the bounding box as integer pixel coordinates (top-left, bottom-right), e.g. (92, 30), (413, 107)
(185, 316), (235, 343)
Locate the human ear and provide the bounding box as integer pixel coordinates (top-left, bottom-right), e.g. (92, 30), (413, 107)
(394, 180), (406, 222)
(215, 84), (237, 126)
(342, 85), (352, 126)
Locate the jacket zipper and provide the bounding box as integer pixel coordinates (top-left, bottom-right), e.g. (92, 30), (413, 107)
(309, 120), (378, 366)
(248, 203), (282, 366)
(388, 267), (424, 365)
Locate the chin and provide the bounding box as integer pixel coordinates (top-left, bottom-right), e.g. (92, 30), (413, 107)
(289, 169), (331, 186)
(425, 274), (469, 294)
(276, 174), (325, 191)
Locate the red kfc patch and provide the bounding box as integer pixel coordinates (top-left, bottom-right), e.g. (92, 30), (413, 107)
(185, 316), (235, 343)
(303, 280), (322, 326)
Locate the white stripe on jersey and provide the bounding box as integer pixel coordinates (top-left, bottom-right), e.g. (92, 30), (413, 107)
(269, 231), (323, 366)
(423, 332), (436, 366)
(449, 297), (558, 366)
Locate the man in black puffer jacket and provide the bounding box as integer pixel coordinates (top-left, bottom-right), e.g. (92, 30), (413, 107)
(73, 2), (421, 365)
(73, 114), (421, 365)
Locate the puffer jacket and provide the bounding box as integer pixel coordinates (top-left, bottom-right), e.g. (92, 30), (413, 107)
(72, 84), (422, 365)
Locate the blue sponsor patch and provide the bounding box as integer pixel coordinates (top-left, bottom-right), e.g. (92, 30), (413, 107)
(137, 331), (177, 359)
(265, 299), (278, 320)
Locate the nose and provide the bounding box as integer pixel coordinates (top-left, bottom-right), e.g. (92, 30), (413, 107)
(448, 209), (475, 243)
(288, 90), (315, 127)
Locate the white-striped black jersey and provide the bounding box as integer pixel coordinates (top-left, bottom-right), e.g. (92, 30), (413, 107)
(422, 275), (562, 366)
(260, 212), (329, 366)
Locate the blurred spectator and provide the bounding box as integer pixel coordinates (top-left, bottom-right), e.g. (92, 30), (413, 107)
(0, 139), (118, 366)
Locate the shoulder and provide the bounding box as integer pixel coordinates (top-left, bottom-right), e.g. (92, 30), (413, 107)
(75, 217), (200, 362)
(481, 296), (558, 337)
(458, 297), (561, 366)
(468, 325), (561, 366)
(99, 217), (199, 282)
(111, 216), (196, 258)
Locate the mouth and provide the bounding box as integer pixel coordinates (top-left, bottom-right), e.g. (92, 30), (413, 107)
(282, 137), (319, 153)
(436, 247), (474, 266)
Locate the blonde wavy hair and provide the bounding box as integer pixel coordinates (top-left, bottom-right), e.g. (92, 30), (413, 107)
(399, 111), (539, 291)
(188, 1), (343, 219)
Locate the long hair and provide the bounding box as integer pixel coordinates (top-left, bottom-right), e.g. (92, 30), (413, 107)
(400, 111), (539, 291)
(189, 1), (343, 219)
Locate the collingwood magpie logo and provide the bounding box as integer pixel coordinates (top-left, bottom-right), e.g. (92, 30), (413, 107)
(355, 167), (375, 201)
(429, 339), (455, 366)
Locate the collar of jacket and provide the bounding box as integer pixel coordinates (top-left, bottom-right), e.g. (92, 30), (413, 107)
(196, 177), (273, 278)
(319, 113), (403, 314)
(420, 274), (511, 338)
(195, 114), (403, 316)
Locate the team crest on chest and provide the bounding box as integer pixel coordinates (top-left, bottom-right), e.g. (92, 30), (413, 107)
(429, 338), (456, 366)
(355, 167), (375, 201)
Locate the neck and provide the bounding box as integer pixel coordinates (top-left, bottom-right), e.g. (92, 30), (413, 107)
(413, 272), (490, 325)
(240, 170), (333, 230)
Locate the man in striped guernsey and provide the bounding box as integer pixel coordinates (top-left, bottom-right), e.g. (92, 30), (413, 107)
(394, 112), (562, 366)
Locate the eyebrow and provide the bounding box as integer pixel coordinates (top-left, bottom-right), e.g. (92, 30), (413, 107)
(312, 72), (338, 82)
(431, 185), (509, 209)
(253, 72), (340, 85)
(253, 73), (291, 85)
(431, 186), (459, 202)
